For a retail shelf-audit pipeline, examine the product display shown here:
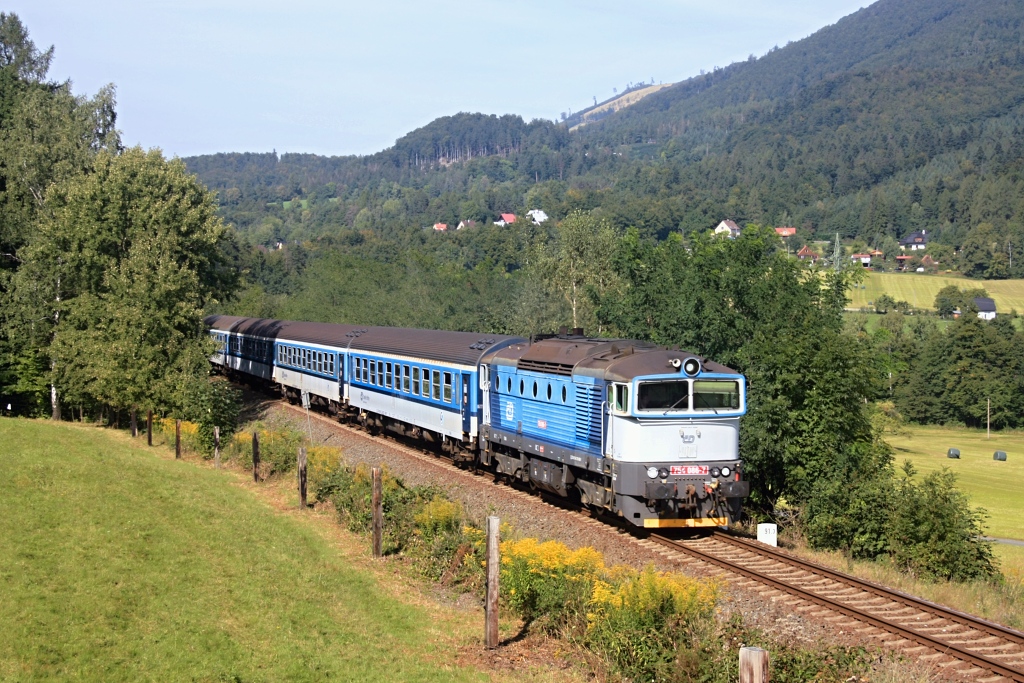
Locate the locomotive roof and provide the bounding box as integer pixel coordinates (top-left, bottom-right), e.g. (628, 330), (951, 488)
(483, 335), (737, 382)
(204, 315), (526, 366)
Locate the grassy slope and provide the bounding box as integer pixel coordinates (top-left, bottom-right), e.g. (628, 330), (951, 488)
(847, 272), (1024, 311)
(0, 418), (485, 683)
(886, 425), (1024, 541)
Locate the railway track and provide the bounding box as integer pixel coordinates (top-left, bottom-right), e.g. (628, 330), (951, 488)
(277, 397), (1024, 682)
(640, 533), (1024, 682)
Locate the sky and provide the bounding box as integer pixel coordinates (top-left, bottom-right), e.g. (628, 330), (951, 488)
(14, 1), (869, 159)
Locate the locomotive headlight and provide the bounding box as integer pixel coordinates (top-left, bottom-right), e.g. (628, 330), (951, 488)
(721, 467), (731, 478)
(658, 468), (670, 480)
(710, 467), (721, 478)
(646, 466), (659, 479)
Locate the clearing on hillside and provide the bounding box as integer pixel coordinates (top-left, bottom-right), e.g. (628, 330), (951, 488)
(0, 418), (487, 683)
(847, 272), (1024, 312)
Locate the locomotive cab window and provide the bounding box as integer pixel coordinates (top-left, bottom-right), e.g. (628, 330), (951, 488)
(609, 384), (630, 414)
(693, 380), (740, 410)
(637, 380), (690, 411)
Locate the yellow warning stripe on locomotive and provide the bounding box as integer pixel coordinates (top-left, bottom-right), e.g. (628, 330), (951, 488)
(643, 517), (729, 529)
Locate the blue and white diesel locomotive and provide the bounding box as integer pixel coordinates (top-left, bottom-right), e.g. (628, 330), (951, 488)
(206, 315), (750, 528)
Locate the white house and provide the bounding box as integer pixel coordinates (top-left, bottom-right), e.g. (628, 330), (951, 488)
(899, 229), (928, 251)
(714, 220), (741, 239)
(526, 209), (548, 225)
(975, 297), (997, 320)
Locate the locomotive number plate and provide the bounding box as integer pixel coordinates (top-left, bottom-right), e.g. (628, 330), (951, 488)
(670, 465), (708, 476)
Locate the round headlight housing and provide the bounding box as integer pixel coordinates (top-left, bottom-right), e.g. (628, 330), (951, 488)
(646, 466), (659, 479)
(721, 466), (731, 478)
(658, 467), (670, 479)
(710, 467), (721, 478)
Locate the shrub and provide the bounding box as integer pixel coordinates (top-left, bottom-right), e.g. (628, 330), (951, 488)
(155, 417), (203, 454)
(888, 463), (997, 581)
(227, 425), (303, 476)
(586, 567), (719, 680)
(306, 445), (344, 491)
(805, 461), (997, 581)
(500, 538), (604, 635)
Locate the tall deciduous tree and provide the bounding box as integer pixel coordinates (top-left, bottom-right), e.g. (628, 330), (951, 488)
(546, 209), (619, 331)
(13, 147), (234, 417)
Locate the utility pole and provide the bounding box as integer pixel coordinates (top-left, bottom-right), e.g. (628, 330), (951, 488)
(987, 398), (991, 439)
(832, 232), (843, 271)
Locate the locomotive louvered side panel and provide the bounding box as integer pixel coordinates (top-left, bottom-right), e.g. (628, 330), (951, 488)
(575, 383), (603, 447)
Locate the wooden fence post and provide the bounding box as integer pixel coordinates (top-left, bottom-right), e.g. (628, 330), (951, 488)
(130, 409), (137, 438)
(371, 467), (383, 558)
(175, 419), (181, 459)
(252, 431), (260, 483)
(214, 427), (221, 469)
(740, 646), (769, 683)
(485, 515), (500, 649)
(146, 410), (152, 447)
(298, 447), (308, 508)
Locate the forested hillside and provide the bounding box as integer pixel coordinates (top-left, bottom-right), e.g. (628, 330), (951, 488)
(188, 0), (1024, 280)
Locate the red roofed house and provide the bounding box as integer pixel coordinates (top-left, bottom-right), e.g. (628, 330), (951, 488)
(895, 254), (913, 271)
(796, 245), (818, 262)
(774, 226), (797, 237)
(851, 253), (872, 266)
(495, 213), (517, 227)
(433, 223), (448, 232)
(921, 254), (938, 268)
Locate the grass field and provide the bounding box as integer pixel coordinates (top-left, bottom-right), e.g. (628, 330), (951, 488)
(886, 425), (1024, 541)
(0, 418), (493, 682)
(847, 272), (1024, 311)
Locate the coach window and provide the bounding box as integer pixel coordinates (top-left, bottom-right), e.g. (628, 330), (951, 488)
(370, 360), (377, 385)
(433, 372), (441, 401)
(385, 362), (393, 388)
(443, 372), (452, 403)
(412, 367), (420, 393)
(420, 369), (429, 397)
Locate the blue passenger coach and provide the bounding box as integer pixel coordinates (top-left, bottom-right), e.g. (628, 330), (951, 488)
(206, 316), (750, 528)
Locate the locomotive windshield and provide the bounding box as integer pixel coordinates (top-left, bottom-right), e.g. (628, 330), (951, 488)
(637, 380), (689, 411)
(693, 380), (740, 410)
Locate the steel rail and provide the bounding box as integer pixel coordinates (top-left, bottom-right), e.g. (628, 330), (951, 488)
(648, 534), (1024, 682)
(710, 531), (1024, 646)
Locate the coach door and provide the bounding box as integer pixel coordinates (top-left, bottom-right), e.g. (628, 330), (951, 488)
(461, 373), (472, 434)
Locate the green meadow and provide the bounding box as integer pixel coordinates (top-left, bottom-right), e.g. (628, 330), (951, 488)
(0, 418), (487, 683)
(886, 425), (1024, 542)
(847, 272), (1024, 312)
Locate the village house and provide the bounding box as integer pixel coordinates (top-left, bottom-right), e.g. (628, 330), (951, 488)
(899, 229), (928, 251)
(714, 220), (741, 239)
(895, 254), (914, 271)
(456, 220), (477, 230)
(774, 226), (796, 237)
(975, 297), (997, 320)
(796, 245), (818, 262)
(495, 213), (517, 227)
(433, 223), (448, 232)
(851, 253), (872, 266)
(526, 209), (548, 225)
